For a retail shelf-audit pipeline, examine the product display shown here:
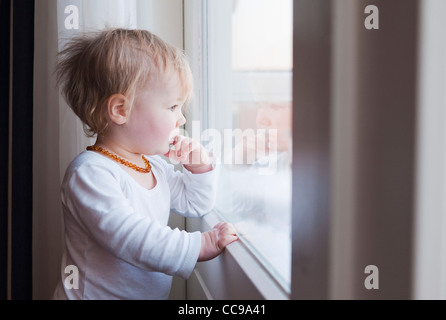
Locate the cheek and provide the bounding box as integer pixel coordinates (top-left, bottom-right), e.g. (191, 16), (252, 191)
(272, 109), (292, 129)
(146, 116), (175, 139)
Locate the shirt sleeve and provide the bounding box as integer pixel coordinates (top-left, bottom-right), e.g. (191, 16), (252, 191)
(151, 156), (219, 218)
(62, 161), (201, 279)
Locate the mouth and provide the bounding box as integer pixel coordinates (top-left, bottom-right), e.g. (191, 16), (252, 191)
(169, 129), (180, 141)
(168, 137), (176, 151)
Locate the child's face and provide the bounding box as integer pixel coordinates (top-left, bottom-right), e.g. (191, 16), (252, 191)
(124, 72), (186, 155)
(255, 102), (292, 152)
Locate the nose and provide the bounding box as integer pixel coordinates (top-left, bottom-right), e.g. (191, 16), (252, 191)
(177, 112), (186, 127)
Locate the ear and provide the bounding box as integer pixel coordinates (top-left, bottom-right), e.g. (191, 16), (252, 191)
(107, 94), (130, 125)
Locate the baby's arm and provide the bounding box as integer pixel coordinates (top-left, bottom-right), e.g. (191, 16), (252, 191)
(160, 137), (218, 217)
(198, 222), (238, 261)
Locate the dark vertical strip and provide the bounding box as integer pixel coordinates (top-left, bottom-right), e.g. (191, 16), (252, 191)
(0, 0), (11, 300)
(291, 0), (332, 299)
(353, 0), (418, 299)
(11, 0), (34, 300)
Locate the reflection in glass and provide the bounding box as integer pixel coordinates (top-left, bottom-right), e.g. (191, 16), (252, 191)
(213, 0), (292, 288)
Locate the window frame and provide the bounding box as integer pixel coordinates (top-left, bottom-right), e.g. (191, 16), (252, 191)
(187, 212), (289, 299)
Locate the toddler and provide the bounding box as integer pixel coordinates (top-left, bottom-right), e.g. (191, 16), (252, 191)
(51, 28), (237, 300)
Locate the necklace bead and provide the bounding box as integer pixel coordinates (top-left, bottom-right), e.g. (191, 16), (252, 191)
(86, 145), (152, 173)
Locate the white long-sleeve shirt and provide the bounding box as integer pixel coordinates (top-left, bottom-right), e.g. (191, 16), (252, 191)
(52, 151), (217, 300)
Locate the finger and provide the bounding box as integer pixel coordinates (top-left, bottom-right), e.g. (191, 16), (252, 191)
(180, 140), (194, 162)
(173, 135), (184, 157)
(165, 148), (181, 165)
(167, 136), (186, 162)
(175, 137), (193, 161)
(219, 234), (239, 248)
(188, 140), (204, 165)
(214, 222), (225, 230)
(222, 222), (237, 234)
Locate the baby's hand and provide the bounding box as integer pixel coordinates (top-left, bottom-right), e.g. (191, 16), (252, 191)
(198, 222), (238, 262)
(165, 135), (213, 174)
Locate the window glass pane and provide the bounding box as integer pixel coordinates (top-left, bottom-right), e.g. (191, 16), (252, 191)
(232, 0), (292, 71)
(208, 0), (293, 290)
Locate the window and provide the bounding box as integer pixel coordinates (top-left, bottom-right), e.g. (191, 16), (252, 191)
(187, 0), (293, 291)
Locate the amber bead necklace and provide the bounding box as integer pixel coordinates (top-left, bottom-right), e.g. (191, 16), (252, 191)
(86, 145), (152, 173)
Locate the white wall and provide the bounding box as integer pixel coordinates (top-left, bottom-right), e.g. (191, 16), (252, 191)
(413, 0), (446, 299)
(33, 2), (63, 300)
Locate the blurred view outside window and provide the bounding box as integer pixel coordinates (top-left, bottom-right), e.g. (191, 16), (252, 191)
(211, 0), (293, 289)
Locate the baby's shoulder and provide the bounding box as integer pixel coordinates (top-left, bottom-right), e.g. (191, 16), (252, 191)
(64, 151), (121, 179)
(144, 154), (166, 168)
(61, 152), (131, 198)
(144, 155), (176, 174)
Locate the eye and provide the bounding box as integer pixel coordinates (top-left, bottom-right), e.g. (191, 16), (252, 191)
(169, 105), (178, 112)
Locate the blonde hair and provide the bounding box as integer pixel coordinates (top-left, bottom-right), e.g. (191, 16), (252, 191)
(56, 28), (193, 137)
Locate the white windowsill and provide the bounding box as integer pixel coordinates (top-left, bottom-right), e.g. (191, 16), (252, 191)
(196, 211), (290, 300)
